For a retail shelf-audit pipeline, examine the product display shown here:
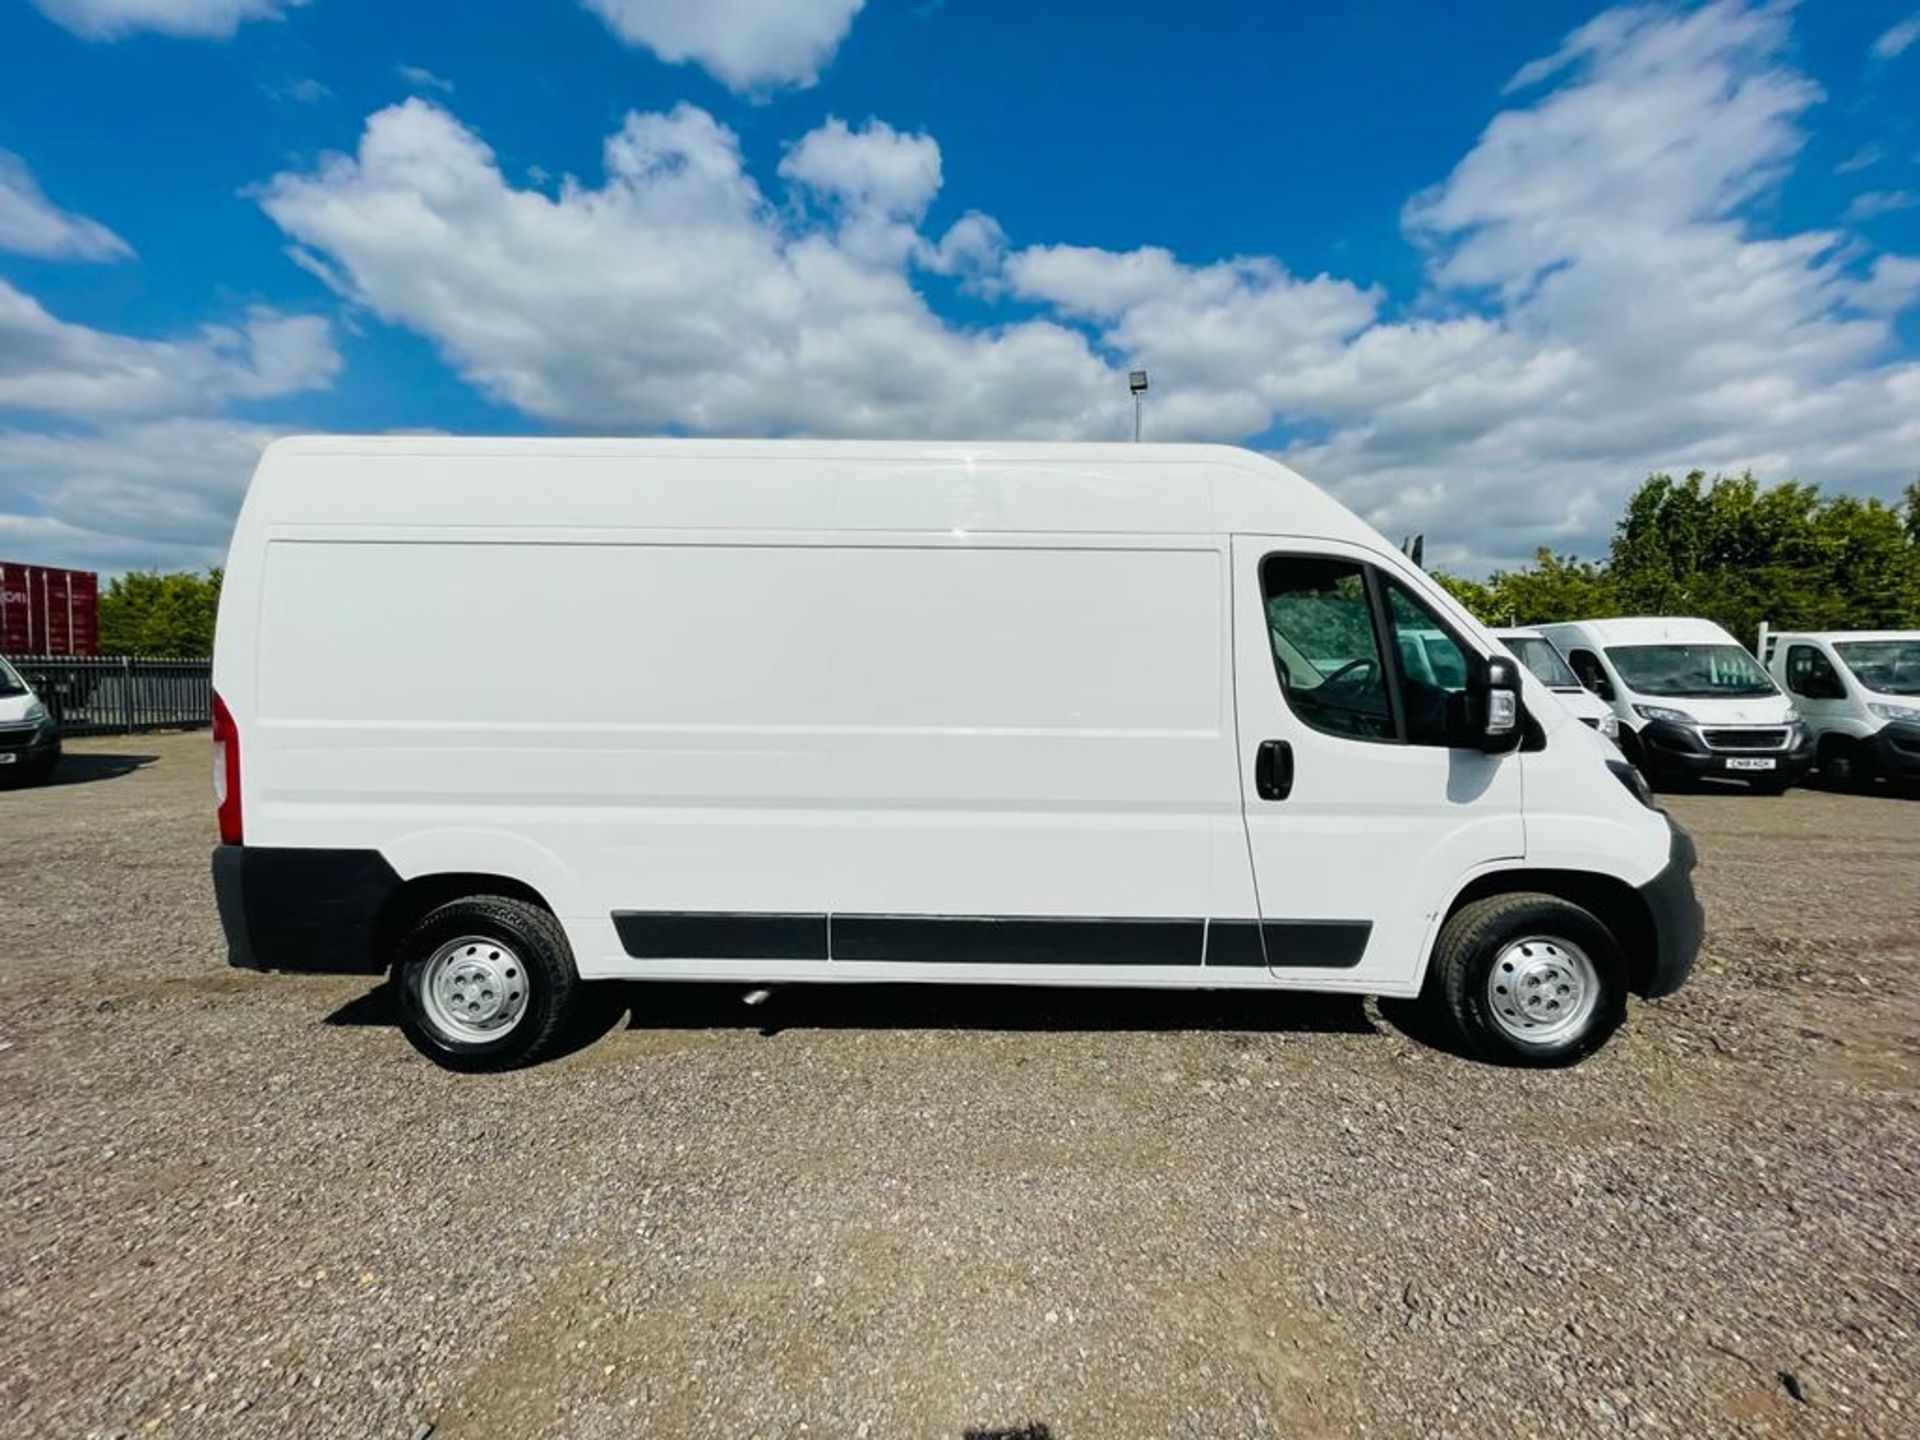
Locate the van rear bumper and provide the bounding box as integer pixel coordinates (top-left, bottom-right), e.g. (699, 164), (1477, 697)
(1635, 818), (1703, 999)
(212, 845), (399, 974)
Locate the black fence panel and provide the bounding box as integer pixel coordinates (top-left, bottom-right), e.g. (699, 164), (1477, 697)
(4, 655), (212, 737)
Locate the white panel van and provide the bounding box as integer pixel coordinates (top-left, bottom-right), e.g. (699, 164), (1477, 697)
(211, 439), (1701, 1070)
(1761, 630), (1920, 788)
(1537, 617), (1813, 793)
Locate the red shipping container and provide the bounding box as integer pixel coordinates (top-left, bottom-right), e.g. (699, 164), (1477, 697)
(0, 561), (100, 657)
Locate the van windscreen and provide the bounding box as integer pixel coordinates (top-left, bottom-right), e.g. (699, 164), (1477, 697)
(1834, 640), (1920, 695)
(1604, 643), (1776, 698)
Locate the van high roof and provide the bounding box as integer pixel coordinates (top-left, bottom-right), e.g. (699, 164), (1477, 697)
(245, 436), (1377, 543)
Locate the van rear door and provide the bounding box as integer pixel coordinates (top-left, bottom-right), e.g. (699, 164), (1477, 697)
(1229, 537), (1524, 990)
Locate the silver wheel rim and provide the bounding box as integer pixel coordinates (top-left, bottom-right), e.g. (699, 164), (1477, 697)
(418, 935), (531, 1043)
(1484, 934), (1600, 1046)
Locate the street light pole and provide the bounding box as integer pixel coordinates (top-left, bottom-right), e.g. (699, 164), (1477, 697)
(1128, 369), (1149, 442)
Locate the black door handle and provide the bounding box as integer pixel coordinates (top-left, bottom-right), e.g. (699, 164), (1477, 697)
(1255, 739), (1294, 801)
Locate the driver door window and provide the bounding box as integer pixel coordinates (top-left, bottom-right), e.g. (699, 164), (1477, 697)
(1567, 648), (1611, 697)
(1785, 644), (1843, 700)
(1260, 556), (1394, 741)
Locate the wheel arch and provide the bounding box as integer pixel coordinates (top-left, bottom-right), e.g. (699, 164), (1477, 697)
(375, 871), (558, 970)
(373, 827), (586, 967)
(1436, 868), (1658, 998)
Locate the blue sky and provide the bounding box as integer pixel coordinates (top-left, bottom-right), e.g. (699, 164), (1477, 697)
(1, 0), (1917, 575)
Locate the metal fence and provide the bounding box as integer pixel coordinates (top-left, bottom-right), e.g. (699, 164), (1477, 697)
(4, 655), (212, 737)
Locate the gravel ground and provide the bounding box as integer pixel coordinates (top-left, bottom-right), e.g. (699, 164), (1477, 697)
(2, 732), (1917, 1439)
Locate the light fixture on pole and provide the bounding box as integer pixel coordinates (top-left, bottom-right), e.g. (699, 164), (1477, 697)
(1128, 369), (1149, 442)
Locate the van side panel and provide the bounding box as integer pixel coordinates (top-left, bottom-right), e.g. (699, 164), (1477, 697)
(249, 535), (1251, 978)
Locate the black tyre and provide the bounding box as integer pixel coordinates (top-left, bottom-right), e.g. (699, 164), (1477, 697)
(394, 895), (580, 1071)
(1424, 892), (1626, 1067)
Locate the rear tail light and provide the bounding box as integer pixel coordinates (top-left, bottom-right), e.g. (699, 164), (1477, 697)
(212, 691), (242, 844)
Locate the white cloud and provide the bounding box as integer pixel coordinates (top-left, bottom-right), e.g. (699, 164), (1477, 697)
(266, 77), (331, 105)
(0, 153), (132, 261)
(396, 63), (454, 94)
(31, 0), (303, 41)
(0, 280), (338, 416)
(260, 100), (1114, 437)
(580, 0), (865, 92)
(780, 117), (942, 221)
(1871, 13), (1920, 60)
(0, 418), (285, 570)
(1844, 190), (1918, 222)
(1835, 143), (1883, 176)
(919, 211), (1006, 280)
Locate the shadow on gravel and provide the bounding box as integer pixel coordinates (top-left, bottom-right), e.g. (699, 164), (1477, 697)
(45, 752), (158, 787)
(325, 978), (1378, 1047)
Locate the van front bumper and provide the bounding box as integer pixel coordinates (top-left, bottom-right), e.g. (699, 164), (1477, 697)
(1635, 720), (1814, 785)
(212, 845), (400, 974)
(1869, 720), (1920, 780)
(0, 719), (59, 771)
(1635, 817), (1703, 999)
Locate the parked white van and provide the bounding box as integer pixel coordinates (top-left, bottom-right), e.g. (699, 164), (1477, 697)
(1536, 617), (1812, 792)
(211, 439), (1701, 1070)
(1761, 630), (1920, 788)
(1491, 629), (1619, 742)
(0, 654), (61, 786)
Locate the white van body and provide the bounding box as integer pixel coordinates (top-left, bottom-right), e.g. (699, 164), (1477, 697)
(1491, 628), (1619, 742)
(211, 438), (1700, 1066)
(1536, 616), (1812, 790)
(0, 654), (60, 784)
(1761, 630), (1920, 786)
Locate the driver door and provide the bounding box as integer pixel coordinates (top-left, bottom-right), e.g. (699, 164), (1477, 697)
(1229, 537), (1523, 991)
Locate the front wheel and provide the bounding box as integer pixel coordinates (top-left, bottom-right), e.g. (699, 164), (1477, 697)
(1424, 893), (1626, 1066)
(394, 895), (580, 1071)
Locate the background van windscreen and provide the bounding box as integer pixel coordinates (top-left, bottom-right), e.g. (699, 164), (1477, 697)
(1605, 644), (1776, 698)
(1503, 636), (1580, 689)
(1834, 641), (1920, 696)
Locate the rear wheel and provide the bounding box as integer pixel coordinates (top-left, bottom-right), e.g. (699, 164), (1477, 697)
(1425, 893), (1626, 1066)
(394, 895), (579, 1071)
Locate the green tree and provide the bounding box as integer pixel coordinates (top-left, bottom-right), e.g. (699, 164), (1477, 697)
(1429, 571), (1498, 622)
(1603, 471), (1920, 642)
(98, 569), (222, 656)
(1483, 550), (1619, 627)
(1436, 472), (1920, 640)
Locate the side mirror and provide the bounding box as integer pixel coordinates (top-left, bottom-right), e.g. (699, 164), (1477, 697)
(1454, 654), (1524, 752)
(1585, 674), (1616, 702)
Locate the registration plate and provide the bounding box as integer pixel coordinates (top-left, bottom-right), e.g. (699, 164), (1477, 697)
(1726, 757), (1776, 771)
(0, 753), (16, 765)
